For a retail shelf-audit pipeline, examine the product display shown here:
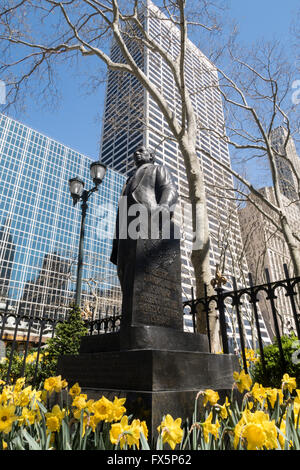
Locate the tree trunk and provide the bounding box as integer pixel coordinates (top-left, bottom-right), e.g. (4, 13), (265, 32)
(280, 215), (300, 277)
(178, 136), (221, 352)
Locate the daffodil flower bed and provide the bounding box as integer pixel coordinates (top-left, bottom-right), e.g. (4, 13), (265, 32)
(0, 371), (299, 450)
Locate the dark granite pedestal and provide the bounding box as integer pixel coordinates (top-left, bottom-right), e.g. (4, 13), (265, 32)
(57, 232), (239, 441)
(57, 329), (239, 440)
(79, 324), (209, 353)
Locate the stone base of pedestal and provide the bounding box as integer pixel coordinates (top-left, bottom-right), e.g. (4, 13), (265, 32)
(77, 387), (235, 444)
(57, 348), (239, 440)
(80, 326), (209, 353)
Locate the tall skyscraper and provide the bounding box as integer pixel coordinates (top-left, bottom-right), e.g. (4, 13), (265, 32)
(20, 252), (72, 317)
(271, 126), (300, 204)
(0, 218), (16, 298)
(100, 1), (271, 346)
(0, 113), (125, 320)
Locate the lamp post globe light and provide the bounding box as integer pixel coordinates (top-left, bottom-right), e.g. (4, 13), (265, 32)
(69, 161), (107, 307)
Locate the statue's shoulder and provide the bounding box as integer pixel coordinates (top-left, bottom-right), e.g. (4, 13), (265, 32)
(154, 164), (172, 176)
(142, 162), (160, 174)
(153, 163), (167, 171)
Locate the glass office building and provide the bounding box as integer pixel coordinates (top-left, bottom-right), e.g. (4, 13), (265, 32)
(99, 1), (271, 346)
(0, 113), (125, 321)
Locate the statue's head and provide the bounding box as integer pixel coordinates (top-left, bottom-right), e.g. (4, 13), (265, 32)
(133, 146), (155, 167)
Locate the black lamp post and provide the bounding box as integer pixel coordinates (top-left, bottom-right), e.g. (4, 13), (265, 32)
(69, 161), (107, 307)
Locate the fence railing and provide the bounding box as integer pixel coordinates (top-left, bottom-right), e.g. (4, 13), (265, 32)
(0, 303), (121, 384)
(184, 264), (300, 375)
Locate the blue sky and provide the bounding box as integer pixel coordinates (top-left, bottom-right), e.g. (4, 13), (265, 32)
(229, 0), (298, 43)
(4, 0), (300, 161)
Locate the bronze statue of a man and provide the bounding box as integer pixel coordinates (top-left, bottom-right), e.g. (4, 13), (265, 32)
(110, 145), (178, 314)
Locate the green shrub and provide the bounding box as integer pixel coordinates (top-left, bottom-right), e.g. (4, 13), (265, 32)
(251, 334), (300, 388)
(37, 304), (88, 384)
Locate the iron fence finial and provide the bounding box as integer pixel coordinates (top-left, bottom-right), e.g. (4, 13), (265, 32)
(211, 264), (227, 289)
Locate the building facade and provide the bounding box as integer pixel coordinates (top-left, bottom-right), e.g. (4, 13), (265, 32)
(99, 1), (270, 347)
(238, 186), (300, 338)
(0, 218), (16, 297)
(271, 126), (300, 205)
(0, 113), (125, 324)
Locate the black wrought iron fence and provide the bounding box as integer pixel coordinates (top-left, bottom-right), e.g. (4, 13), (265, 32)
(84, 306), (121, 335)
(1, 263), (299, 384)
(184, 264), (300, 375)
(0, 302), (121, 384)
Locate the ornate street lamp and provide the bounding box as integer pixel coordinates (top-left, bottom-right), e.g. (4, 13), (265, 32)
(69, 161), (107, 307)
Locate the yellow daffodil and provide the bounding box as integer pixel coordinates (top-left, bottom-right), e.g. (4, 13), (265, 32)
(126, 419), (148, 449)
(242, 423), (266, 450)
(293, 401), (300, 425)
(46, 416), (60, 433)
(41, 390), (48, 403)
(25, 352), (39, 364)
(69, 382), (81, 398)
(278, 419), (286, 449)
(233, 370), (252, 393)
(44, 376), (68, 395)
(0, 404), (18, 434)
(110, 415), (133, 449)
(80, 396), (126, 434)
(110, 416), (147, 449)
(202, 411), (220, 443)
(262, 420), (278, 450)
(203, 389), (220, 407)
(244, 349), (259, 368)
(157, 414), (183, 450)
(44, 377), (57, 395)
(14, 377), (26, 393)
(277, 419), (294, 449)
(92, 396), (114, 422)
(234, 409), (277, 450)
(0, 387), (13, 405)
(281, 374), (297, 393)
(108, 397), (126, 422)
(216, 396), (230, 419)
(45, 404), (65, 432)
(74, 406), (93, 422)
(29, 390), (43, 410)
(49, 404), (66, 422)
(86, 414), (99, 433)
(72, 393), (88, 409)
(80, 414), (92, 437)
(133, 419), (148, 443)
(72, 394), (94, 420)
(18, 407), (40, 426)
(13, 385), (33, 407)
(265, 388), (283, 408)
(251, 383), (267, 406)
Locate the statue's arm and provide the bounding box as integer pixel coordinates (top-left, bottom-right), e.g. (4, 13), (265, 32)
(156, 166), (178, 208)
